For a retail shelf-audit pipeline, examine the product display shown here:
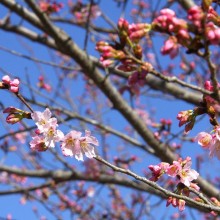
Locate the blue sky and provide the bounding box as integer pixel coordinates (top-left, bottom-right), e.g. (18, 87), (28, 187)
(0, 0), (218, 219)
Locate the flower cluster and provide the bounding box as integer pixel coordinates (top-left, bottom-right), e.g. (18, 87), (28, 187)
(152, 8), (190, 58)
(2, 75), (20, 93)
(149, 157), (199, 187)
(39, 0), (63, 14)
(96, 18), (152, 68)
(30, 108), (64, 151)
(30, 108), (99, 161)
(187, 5), (204, 29)
(68, 1), (101, 24)
(96, 18), (152, 93)
(149, 157), (199, 212)
(196, 126), (220, 160)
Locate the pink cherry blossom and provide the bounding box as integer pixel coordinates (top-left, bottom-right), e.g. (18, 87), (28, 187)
(195, 132), (213, 149)
(61, 130), (99, 161)
(30, 135), (48, 152)
(209, 139), (220, 160)
(196, 127), (220, 160)
(148, 162), (170, 181)
(167, 157), (199, 187)
(166, 161), (181, 177)
(31, 108), (57, 132)
(42, 123), (64, 148)
(178, 157), (199, 187)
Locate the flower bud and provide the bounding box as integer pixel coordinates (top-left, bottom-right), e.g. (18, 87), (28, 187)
(3, 107), (23, 114)
(2, 75), (11, 84)
(118, 18), (129, 32)
(6, 113), (23, 124)
(3, 107), (31, 124)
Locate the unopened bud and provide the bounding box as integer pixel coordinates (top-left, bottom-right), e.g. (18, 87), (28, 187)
(133, 44), (142, 59)
(6, 113), (23, 124)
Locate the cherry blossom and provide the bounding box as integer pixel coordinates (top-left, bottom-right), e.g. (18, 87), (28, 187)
(61, 130), (99, 161)
(31, 108), (57, 132)
(30, 135), (48, 152)
(195, 132), (213, 149)
(41, 122), (64, 148)
(196, 127), (220, 160)
(167, 157), (199, 187)
(148, 162), (169, 181)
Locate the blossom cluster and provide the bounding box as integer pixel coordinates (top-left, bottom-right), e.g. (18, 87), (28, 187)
(39, 0), (63, 14)
(68, 1), (101, 24)
(2, 75), (20, 93)
(149, 157), (199, 211)
(149, 157), (199, 187)
(150, 5), (220, 58)
(176, 80), (220, 134)
(30, 108), (99, 161)
(96, 18), (152, 94)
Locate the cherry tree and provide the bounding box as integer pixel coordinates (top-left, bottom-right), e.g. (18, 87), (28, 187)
(0, 0), (220, 219)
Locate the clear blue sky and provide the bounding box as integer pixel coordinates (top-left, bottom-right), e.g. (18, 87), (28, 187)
(0, 1), (217, 219)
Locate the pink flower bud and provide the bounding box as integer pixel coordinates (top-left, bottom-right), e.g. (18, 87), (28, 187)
(178, 199), (185, 211)
(118, 18), (129, 31)
(6, 113), (23, 124)
(160, 8), (175, 17)
(9, 86), (19, 93)
(3, 107), (23, 114)
(2, 75), (11, 84)
(10, 78), (20, 87)
(204, 80), (213, 91)
(161, 36), (179, 59)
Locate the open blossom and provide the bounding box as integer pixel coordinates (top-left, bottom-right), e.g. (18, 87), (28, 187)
(61, 130), (99, 161)
(196, 126), (220, 160)
(167, 157), (199, 187)
(209, 138), (220, 160)
(30, 135), (48, 152)
(195, 132), (212, 149)
(42, 123), (64, 148)
(31, 108), (57, 132)
(31, 108), (63, 149)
